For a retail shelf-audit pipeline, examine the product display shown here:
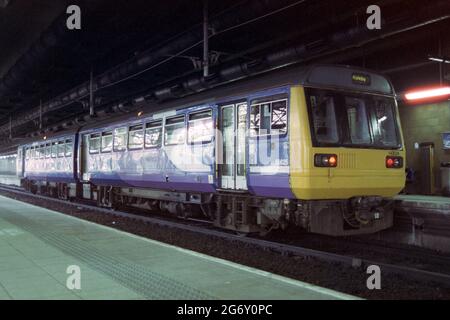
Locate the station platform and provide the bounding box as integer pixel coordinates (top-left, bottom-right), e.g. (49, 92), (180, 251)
(395, 194), (450, 214)
(0, 195), (354, 300)
(388, 194), (450, 253)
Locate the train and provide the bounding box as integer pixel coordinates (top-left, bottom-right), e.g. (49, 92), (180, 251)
(4, 64), (406, 236)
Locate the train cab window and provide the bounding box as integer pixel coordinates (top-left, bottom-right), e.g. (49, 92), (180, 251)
(51, 142), (58, 158)
(128, 125), (144, 150)
(65, 140), (73, 157)
(372, 99), (399, 148)
(250, 98), (288, 136)
(308, 94), (339, 144)
(57, 141), (65, 157)
(45, 144), (51, 158)
(113, 127), (127, 151)
(89, 134), (101, 154)
(101, 132), (113, 153)
(188, 110), (213, 144)
(164, 116), (185, 146)
(345, 97), (371, 145)
(145, 121), (162, 148)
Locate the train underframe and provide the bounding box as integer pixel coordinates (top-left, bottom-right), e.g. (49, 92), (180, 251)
(22, 179), (394, 236)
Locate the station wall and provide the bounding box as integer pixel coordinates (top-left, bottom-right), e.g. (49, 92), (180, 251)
(398, 101), (450, 194)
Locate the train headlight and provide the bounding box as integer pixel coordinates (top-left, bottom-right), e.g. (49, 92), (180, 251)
(314, 154), (338, 168)
(386, 156), (403, 169)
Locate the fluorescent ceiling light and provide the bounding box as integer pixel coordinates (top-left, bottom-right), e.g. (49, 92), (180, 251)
(428, 56), (450, 64)
(405, 86), (450, 101)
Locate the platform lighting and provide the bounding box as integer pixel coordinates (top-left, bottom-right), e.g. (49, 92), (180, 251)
(404, 86), (450, 101)
(137, 111), (144, 117)
(428, 56), (450, 64)
(43, 136), (47, 140)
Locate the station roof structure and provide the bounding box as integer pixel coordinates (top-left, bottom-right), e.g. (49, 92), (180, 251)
(0, 0), (449, 150)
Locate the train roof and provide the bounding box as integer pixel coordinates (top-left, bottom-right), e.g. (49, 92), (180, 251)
(79, 64), (394, 132)
(13, 64), (394, 145)
(19, 128), (79, 148)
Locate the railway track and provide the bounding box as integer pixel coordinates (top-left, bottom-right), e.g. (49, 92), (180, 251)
(1, 183), (450, 288)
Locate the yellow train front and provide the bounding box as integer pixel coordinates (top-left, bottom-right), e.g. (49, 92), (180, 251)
(287, 65), (405, 236)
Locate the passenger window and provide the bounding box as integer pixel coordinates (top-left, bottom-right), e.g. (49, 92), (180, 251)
(164, 116), (185, 146)
(45, 144), (51, 158)
(51, 142), (58, 158)
(113, 127), (127, 151)
(188, 110), (213, 144)
(145, 121), (162, 148)
(271, 100), (288, 134)
(260, 103), (271, 134)
(57, 141), (65, 157)
(250, 105), (260, 136)
(89, 133), (101, 154)
(65, 140), (73, 157)
(30, 147), (35, 159)
(128, 125), (144, 150)
(39, 145), (44, 159)
(101, 132), (113, 153)
(250, 98), (288, 136)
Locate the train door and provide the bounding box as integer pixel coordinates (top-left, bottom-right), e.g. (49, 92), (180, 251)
(219, 102), (248, 190)
(80, 134), (89, 181)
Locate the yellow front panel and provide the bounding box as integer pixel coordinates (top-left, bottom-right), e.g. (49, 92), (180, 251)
(289, 86), (406, 200)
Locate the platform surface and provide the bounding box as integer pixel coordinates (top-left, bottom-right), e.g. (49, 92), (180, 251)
(0, 195), (355, 300)
(395, 194), (450, 212)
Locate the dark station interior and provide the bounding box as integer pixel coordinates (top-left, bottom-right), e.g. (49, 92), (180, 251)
(0, 0), (449, 302)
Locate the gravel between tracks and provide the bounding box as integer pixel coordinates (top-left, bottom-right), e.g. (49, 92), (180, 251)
(1, 189), (449, 300)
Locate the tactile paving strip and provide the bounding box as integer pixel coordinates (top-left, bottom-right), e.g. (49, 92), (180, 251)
(0, 210), (215, 300)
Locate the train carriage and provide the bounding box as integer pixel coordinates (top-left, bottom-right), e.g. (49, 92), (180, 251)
(17, 64), (406, 236)
(18, 130), (79, 198)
